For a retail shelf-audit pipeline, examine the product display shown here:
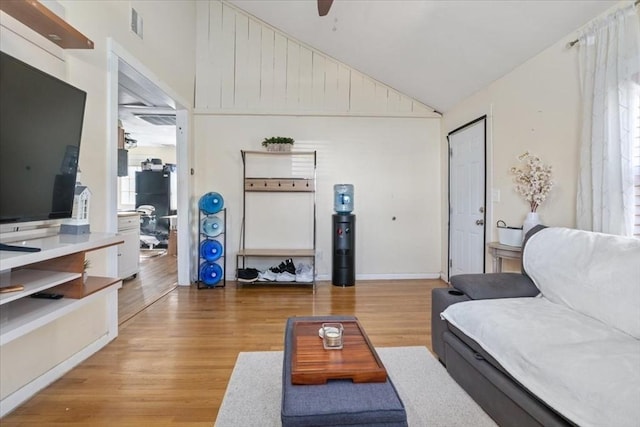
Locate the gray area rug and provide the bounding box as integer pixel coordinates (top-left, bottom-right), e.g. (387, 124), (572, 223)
(215, 346), (497, 426)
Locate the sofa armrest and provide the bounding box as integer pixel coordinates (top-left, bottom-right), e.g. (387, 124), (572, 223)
(450, 273), (539, 300)
(431, 288), (470, 363)
(432, 274), (538, 365)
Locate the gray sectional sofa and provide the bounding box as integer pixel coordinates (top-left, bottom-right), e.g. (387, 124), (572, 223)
(432, 226), (640, 427)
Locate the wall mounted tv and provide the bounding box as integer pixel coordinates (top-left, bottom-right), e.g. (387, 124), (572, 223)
(0, 51), (87, 226)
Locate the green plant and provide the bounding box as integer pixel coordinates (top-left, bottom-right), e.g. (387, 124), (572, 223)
(83, 259), (91, 271)
(261, 136), (295, 147)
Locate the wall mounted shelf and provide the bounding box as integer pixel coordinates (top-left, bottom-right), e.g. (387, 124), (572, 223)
(0, 0), (94, 49)
(244, 178), (315, 192)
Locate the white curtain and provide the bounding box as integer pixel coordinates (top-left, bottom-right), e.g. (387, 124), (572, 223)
(576, 4), (640, 236)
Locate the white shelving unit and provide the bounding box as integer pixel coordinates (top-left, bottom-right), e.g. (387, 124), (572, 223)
(0, 270), (79, 305)
(237, 150), (317, 287)
(0, 232), (123, 417)
(0, 284), (116, 347)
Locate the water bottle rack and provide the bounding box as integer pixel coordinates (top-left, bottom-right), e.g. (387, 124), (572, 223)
(197, 207), (226, 289)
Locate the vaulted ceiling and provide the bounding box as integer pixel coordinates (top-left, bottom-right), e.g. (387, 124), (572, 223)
(228, 0), (617, 113)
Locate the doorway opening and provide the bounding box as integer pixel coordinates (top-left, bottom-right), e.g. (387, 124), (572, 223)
(117, 59), (177, 254)
(108, 40), (191, 321)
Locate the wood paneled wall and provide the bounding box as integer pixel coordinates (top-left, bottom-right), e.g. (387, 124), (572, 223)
(195, 1), (437, 117)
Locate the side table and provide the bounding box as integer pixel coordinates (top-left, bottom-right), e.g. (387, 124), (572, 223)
(487, 242), (522, 273)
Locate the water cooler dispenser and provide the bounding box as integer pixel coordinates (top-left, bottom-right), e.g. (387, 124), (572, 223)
(332, 184), (355, 286)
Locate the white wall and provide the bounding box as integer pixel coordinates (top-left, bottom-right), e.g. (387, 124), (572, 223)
(60, 0), (196, 238)
(194, 1), (442, 280)
(195, 1), (435, 117)
(194, 115), (441, 279)
(441, 29), (584, 273)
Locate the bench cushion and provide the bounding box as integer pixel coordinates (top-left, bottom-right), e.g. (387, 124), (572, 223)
(281, 316), (408, 427)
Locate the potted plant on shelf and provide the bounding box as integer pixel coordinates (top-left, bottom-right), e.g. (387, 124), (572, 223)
(262, 136), (294, 152)
(83, 259), (90, 283)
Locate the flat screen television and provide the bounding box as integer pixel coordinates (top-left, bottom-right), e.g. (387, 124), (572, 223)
(0, 51), (87, 227)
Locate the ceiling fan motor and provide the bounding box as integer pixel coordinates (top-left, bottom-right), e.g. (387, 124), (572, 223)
(318, 0), (333, 16)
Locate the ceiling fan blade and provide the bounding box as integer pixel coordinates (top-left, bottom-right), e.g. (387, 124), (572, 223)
(318, 0), (333, 16)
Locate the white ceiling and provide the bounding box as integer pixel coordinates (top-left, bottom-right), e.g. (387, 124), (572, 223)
(228, 0), (617, 113)
(118, 59), (176, 148)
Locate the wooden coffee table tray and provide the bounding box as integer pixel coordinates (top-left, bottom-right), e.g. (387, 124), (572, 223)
(291, 319), (387, 385)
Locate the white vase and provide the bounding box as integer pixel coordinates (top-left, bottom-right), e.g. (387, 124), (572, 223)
(266, 143), (292, 152)
(522, 212), (541, 238)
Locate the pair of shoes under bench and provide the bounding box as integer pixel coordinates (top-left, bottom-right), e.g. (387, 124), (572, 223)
(295, 263), (313, 282)
(237, 268), (259, 283)
(276, 258), (296, 281)
(258, 265), (279, 281)
(258, 258), (296, 282)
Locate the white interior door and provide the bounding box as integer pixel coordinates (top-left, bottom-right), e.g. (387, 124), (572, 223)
(448, 117), (486, 278)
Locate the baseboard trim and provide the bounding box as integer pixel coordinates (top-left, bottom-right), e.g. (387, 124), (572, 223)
(315, 273), (442, 281)
(221, 273), (444, 283)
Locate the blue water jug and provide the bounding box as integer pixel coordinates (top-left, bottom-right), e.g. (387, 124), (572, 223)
(200, 239), (223, 262)
(334, 184), (354, 213)
(201, 215), (223, 237)
(199, 192), (224, 214)
(200, 262), (223, 286)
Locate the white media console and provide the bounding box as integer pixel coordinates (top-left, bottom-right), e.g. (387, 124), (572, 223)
(0, 233), (123, 417)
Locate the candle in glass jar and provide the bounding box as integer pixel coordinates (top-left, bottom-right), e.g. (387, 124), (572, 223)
(325, 330), (340, 345)
(322, 323), (343, 350)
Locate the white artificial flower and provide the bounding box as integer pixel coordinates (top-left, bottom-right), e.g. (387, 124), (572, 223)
(510, 152), (553, 212)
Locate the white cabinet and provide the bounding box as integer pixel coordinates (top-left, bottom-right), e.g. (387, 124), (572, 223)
(117, 212), (140, 280)
(0, 232), (122, 416)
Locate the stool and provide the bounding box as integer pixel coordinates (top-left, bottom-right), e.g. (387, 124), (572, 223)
(281, 316), (408, 427)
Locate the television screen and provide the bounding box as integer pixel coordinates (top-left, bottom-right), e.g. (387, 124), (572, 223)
(0, 51), (87, 225)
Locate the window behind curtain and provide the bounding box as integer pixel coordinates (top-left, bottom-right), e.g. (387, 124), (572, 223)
(633, 87), (640, 237)
(118, 165), (140, 210)
(118, 155), (144, 211)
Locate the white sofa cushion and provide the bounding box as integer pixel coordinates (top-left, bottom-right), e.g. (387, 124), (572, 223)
(523, 227), (640, 339)
(441, 297), (640, 427)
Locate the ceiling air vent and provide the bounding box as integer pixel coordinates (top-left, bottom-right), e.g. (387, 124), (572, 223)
(134, 114), (176, 126)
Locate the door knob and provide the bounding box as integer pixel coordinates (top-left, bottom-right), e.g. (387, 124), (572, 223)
(476, 219), (484, 225)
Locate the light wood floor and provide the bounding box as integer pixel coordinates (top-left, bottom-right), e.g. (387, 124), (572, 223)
(118, 252), (178, 324)
(2, 264), (448, 425)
